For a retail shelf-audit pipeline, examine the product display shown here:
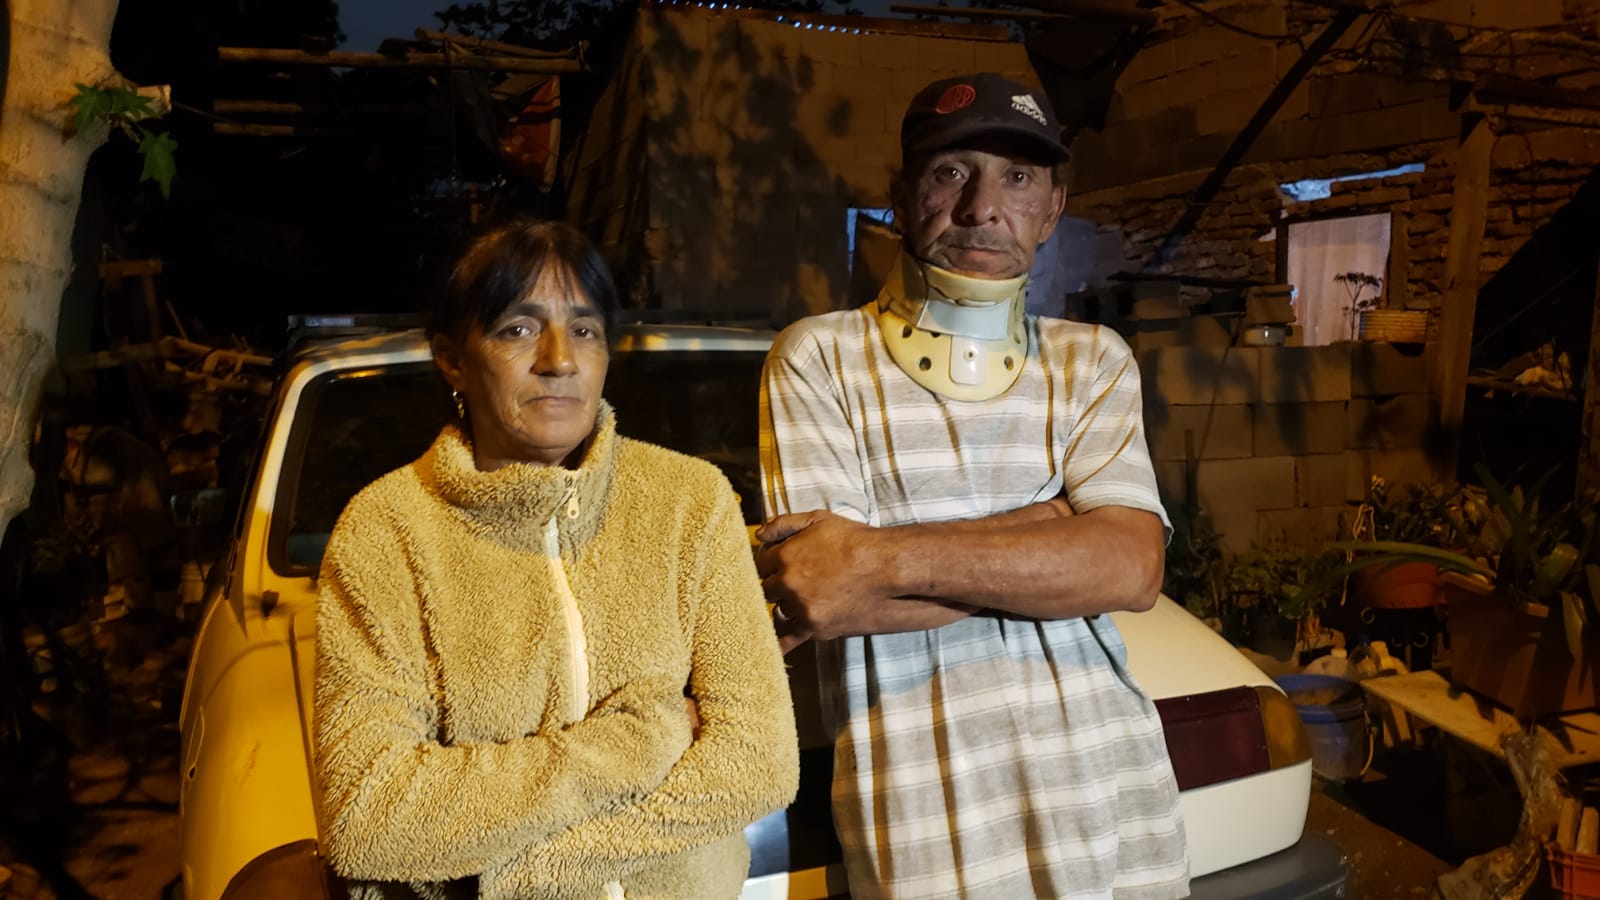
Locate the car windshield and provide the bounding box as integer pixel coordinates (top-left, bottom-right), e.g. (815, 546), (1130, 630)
(271, 349), (769, 574)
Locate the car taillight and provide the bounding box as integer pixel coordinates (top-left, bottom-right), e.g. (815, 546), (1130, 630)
(220, 840), (347, 900)
(1155, 686), (1311, 791)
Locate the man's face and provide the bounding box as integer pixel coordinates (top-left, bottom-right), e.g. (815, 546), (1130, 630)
(894, 136), (1067, 279)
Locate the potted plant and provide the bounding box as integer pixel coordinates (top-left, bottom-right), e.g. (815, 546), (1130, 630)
(1224, 541), (1340, 661)
(1347, 478), (1469, 609)
(1334, 271), (1382, 342)
(1325, 466), (1599, 716)
(1336, 270), (1432, 343)
(1163, 505), (1224, 629)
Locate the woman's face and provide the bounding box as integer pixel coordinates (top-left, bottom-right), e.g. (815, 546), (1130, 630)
(433, 266), (609, 471)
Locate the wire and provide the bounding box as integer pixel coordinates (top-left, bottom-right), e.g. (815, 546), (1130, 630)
(1164, 0), (1294, 41)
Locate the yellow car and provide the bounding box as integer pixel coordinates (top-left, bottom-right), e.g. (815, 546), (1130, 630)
(177, 322), (1345, 899)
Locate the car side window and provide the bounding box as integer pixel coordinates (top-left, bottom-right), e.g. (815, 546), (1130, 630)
(272, 364), (454, 573)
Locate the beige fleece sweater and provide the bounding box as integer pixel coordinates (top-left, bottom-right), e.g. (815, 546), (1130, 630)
(314, 404), (799, 900)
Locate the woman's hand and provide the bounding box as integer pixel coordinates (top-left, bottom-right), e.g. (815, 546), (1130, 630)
(684, 696), (701, 739)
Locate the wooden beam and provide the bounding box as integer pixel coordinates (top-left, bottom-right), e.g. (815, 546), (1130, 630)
(1144, 9), (1360, 269)
(211, 122), (325, 137)
(955, 0), (1157, 27)
(890, 4), (1095, 24)
(213, 100), (418, 117)
(1474, 74), (1600, 113)
(1464, 100), (1600, 131)
(1430, 116), (1494, 483)
(216, 46), (585, 74)
(414, 28), (583, 61)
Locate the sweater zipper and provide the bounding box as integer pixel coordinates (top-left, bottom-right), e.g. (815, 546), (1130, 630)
(548, 499), (623, 900)
(542, 513), (588, 723)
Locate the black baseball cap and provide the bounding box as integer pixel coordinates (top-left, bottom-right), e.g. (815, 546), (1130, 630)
(900, 73), (1069, 162)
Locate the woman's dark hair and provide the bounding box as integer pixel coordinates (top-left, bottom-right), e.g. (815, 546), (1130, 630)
(429, 218), (620, 342)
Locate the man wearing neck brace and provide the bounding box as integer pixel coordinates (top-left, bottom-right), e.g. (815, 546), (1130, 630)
(757, 73), (1188, 899)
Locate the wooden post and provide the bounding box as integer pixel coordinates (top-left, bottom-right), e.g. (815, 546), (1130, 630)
(1429, 116), (1494, 484)
(1580, 256), (1600, 498)
(215, 47), (584, 74)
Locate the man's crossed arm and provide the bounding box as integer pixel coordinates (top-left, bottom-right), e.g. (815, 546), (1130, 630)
(755, 499), (1164, 654)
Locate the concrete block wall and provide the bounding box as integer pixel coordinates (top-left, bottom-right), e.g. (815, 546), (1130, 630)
(1142, 341), (1435, 552)
(569, 5), (1036, 321)
(1063, 0), (1592, 296)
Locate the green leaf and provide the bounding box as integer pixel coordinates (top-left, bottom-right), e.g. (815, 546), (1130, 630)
(137, 130), (178, 198)
(70, 83), (111, 136)
(106, 86), (157, 121)
(1331, 541), (1494, 577)
(1563, 590), (1588, 660)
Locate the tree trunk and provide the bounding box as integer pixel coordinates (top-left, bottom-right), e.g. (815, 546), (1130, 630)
(0, 0), (122, 534)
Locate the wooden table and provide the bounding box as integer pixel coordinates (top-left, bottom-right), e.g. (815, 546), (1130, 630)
(1360, 670), (1600, 769)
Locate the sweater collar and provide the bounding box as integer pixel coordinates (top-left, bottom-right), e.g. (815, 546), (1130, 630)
(422, 400), (619, 546)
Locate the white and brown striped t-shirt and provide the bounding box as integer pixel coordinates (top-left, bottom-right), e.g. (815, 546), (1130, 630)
(759, 304), (1189, 899)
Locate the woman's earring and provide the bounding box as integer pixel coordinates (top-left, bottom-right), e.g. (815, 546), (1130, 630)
(452, 390), (466, 420)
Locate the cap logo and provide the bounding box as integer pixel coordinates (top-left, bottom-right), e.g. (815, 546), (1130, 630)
(935, 84), (977, 114)
(1011, 93), (1048, 126)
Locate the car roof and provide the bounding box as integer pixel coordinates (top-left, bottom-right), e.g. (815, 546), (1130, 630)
(285, 322), (779, 370)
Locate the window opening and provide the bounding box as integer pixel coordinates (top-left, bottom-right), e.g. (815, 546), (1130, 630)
(1284, 212), (1392, 346)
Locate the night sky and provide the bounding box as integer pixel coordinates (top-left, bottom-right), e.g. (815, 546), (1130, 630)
(341, 0), (451, 49)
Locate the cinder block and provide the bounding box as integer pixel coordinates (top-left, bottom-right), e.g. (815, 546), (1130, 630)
(1122, 39), (1177, 85)
(1175, 21), (1261, 70)
(1378, 77), (1448, 109)
(1137, 346), (1262, 406)
(891, 65), (938, 99)
(1168, 132), (1232, 176)
(1296, 453), (1351, 507)
(1219, 47), (1278, 94)
(1212, 509), (1260, 556)
(1153, 460), (1190, 506)
(1346, 393), (1432, 450)
(792, 29), (848, 67)
(1472, 0), (1563, 30)
(1257, 507), (1343, 545)
(1119, 77), (1171, 122)
(1275, 81), (1311, 124)
(1350, 342), (1430, 395)
(916, 36), (975, 71)
(838, 160), (895, 205)
(1254, 401), (1348, 456)
(1197, 86), (1273, 135)
(864, 33), (917, 70)
(1309, 74), (1389, 118)
(1145, 403), (1255, 461)
(1358, 447), (1437, 489)
(1194, 455), (1297, 516)
(1259, 345), (1353, 404)
(1168, 60), (1224, 108)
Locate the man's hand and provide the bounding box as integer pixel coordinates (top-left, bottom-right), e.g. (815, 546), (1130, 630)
(756, 510), (876, 649)
(757, 510), (979, 652)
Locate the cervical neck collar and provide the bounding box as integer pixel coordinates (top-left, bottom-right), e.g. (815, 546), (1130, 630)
(875, 250), (1029, 401)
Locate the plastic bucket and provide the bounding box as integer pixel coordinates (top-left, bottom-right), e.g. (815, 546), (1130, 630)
(1274, 674), (1371, 781)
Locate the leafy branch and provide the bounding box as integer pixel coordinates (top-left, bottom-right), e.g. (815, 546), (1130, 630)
(69, 81), (177, 198)
(1333, 271), (1382, 311)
